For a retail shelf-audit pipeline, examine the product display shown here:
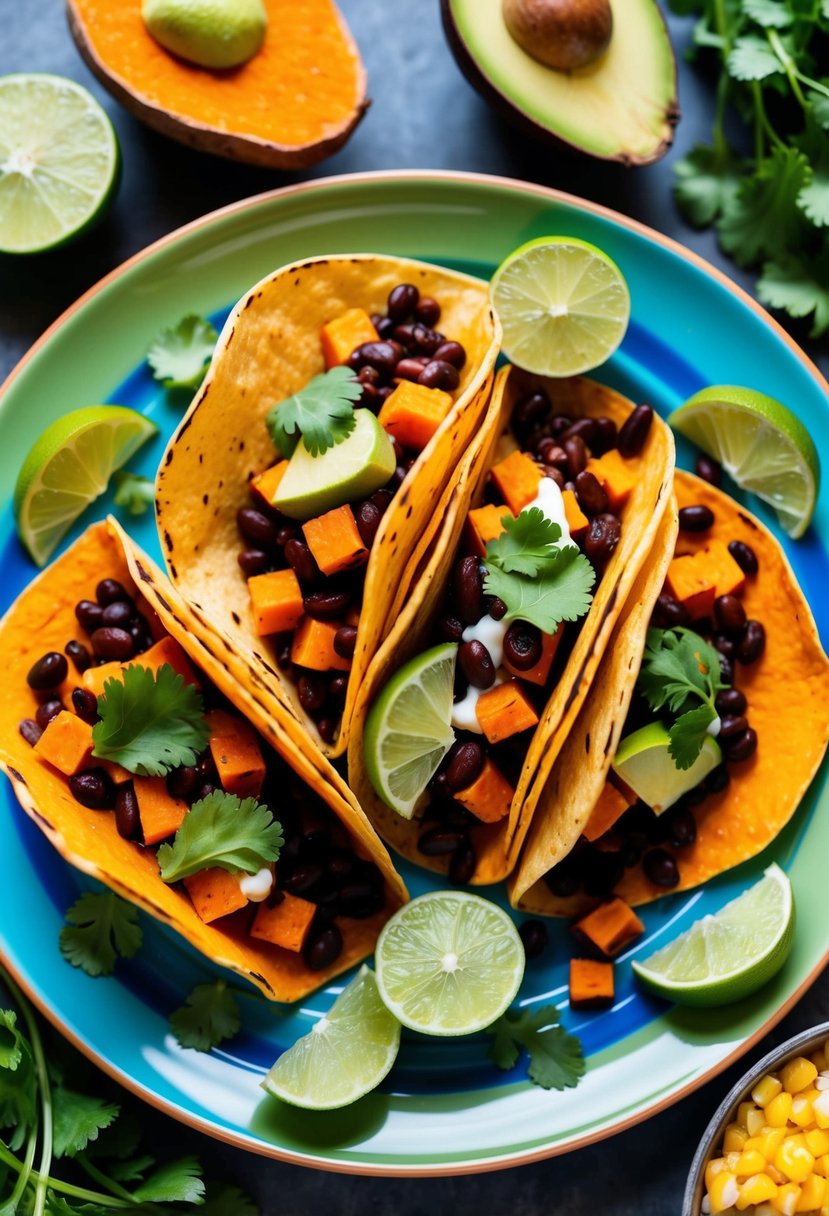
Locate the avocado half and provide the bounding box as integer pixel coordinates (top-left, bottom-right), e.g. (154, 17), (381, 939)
(441, 0), (679, 166)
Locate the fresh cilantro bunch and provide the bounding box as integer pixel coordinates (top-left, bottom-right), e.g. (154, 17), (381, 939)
(637, 626), (729, 769)
(670, 0), (829, 335)
(483, 507), (595, 634)
(267, 365), (363, 458)
(147, 314), (219, 390)
(486, 1005), (585, 1090)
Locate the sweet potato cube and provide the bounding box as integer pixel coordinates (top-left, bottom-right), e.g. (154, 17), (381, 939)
(569, 959), (615, 1010)
(705, 539), (747, 599)
(290, 616), (351, 672)
(248, 568), (304, 637)
(302, 505), (368, 577)
(207, 708), (266, 799)
(502, 624), (562, 686)
(474, 681), (539, 744)
(320, 308), (379, 369)
(81, 659), (124, 700)
(98, 759), (132, 785)
(586, 449), (637, 513)
(583, 781), (636, 843)
(378, 380), (453, 452)
(562, 489), (589, 541)
(34, 712), (94, 776)
(250, 461), (288, 509)
(82, 636), (200, 699)
(665, 552), (717, 620)
(184, 867), (249, 924)
(466, 504), (513, 558)
(455, 758), (514, 823)
(250, 892), (316, 953)
(572, 897), (644, 959)
(133, 775), (188, 846)
(489, 450), (542, 515)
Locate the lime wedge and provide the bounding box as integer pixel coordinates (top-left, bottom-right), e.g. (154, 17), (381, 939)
(275, 409), (396, 521)
(261, 966), (400, 1110)
(14, 405), (159, 566)
(0, 74), (120, 254)
(363, 643), (457, 819)
(670, 385), (820, 539)
(489, 236), (630, 377)
(612, 722), (722, 815)
(632, 864), (795, 1007)
(375, 891), (525, 1036)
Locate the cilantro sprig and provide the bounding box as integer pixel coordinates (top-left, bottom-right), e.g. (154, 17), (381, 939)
(637, 626), (729, 769)
(92, 663), (210, 777)
(483, 507), (595, 634)
(157, 790), (284, 883)
(147, 314), (218, 390)
(267, 365), (363, 458)
(486, 1005), (586, 1091)
(170, 981), (241, 1053)
(59, 891), (143, 978)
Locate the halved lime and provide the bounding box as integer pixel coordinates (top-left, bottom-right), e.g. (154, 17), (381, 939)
(363, 643), (457, 819)
(632, 864), (795, 1007)
(14, 406), (159, 566)
(489, 236), (631, 377)
(375, 891), (525, 1036)
(612, 722), (722, 815)
(0, 74), (120, 254)
(275, 409), (396, 521)
(261, 967), (400, 1110)
(670, 385), (820, 539)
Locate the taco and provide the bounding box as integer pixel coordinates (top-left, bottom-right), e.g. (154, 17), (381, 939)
(348, 364), (676, 885)
(155, 253), (500, 760)
(0, 520), (407, 1002)
(509, 471), (829, 915)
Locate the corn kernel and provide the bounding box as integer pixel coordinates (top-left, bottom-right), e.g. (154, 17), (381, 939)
(736, 1149), (771, 1177)
(727, 1151), (742, 1171)
(797, 1175), (826, 1211)
(707, 1158), (730, 1190)
(756, 1075), (785, 1107)
(748, 1107), (769, 1136)
(775, 1135), (816, 1184)
(725, 1124), (750, 1152)
(791, 1094), (816, 1129)
(811, 1048), (827, 1073)
(813, 1092), (829, 1129)
(760, 1128), (788, 1160)
(740, 1101), (759, 1128)
(783, 1058), (819, 1095)
(806, 1131), (829, 1157)
(815, 1154), (829, 1179)
(772, 1183), (802, 1215)
(737, 1174), (779, 1208)
(767, 1092), (795, 1127)
(710, 1171), (740, 1213)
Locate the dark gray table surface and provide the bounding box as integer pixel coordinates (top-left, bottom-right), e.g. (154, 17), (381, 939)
(1, 2), (827, 1212)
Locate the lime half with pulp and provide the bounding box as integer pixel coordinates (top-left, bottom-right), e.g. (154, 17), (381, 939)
(671, 385), (820, 539)
(14, 405), (159, 566)
(363, 643), (457, 819)
(0, 74), (119, 254)
(490, 236), (631, 377)
(632, 864), (795, 1007)
(261, 967), (400, 1110)
(375, 891), (525, 1036)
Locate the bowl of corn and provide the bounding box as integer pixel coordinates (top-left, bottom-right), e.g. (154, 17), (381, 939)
(683, 1022), (829, 1216)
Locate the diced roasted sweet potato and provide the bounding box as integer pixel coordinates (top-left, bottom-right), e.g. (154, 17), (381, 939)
(302, 505), (368, 577)
(378, 380), (453, 452)
(474, 681), (539, 744)
(572, 897), (644, 958)
(502, 624), (562, 685)
(489, 450), (542, 515)
(291, 616), (351, 672)
(583, 781), (636, 843)
(207, 708), (266, 799)
(133, 775), (189, 846)
(250, 461), (288, 509)
(665, 552), (717, 620)
(98, 759), (132, 785)
(82, 635), (200, 699)
(250, 892), (316, 952)
(184, 867), (249, 924)
(455, 758), (514, 823)
(320, 308), (379, 369)
(34, 712), (94, 776)
(586, 449), (637, 512)
(562, 489), (589, 541)
(466, 504), (513, 558)
(705, 539), (747, 599)
(247, 568), (304, 637)
(569, 958), (615, 1009)
(81, 658), (126, 699)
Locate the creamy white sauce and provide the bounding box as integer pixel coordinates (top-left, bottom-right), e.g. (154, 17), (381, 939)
(461, 614), (508, 669)
(451, 678), (502, 733)
(238, 866), (274, 902)
(707, 715), (722, 738)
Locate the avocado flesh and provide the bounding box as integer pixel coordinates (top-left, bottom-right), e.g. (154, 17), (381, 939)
(442, 0), (678, 165)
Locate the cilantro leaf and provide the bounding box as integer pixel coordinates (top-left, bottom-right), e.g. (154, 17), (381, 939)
(718, 147), (811, 266)
(147, 314), (218, 390)
(133, 1157), (205, 1204)
(203, 1184), (261, 1216)
(59, 891), (143, 978)
(157, 791), (283, 883)
(809, 91), (829, 131)
(669, 703), (719, 770)
(266, 365), (362, 458)
(675, 144), (744, 227)
(487, 1007), (585, 1091)
(0, 1007), (25, 1070)
(727, 32), (783, 80)
(107, 1154), (156, 1183)
(170, 981), (241, 1053)
(637, 628), (729, 768)
(112, 471), (154, 517)
(92, 663), (209, 777)
(757, 243), (829, 335)
(742, 0), (793, 27)
(485, 508), (563, 576)
(796, 123), (829, 227)
(484, 545), (595, 634)
(51, 1086), (120, 1158)
(0, 1009), (36, 1151)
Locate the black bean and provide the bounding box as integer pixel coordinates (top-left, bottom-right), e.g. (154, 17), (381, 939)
(316, 717), (338, 745)
(238, 549), (271, 578)
(713, 634), (736, 660)
(64, 639), (92, 674)
(298, 674), (328, 713)
(284, 539), (320, 584)
(70, 687), (98, 725)
(27, 651), (68, 691)
(678, 504), (715, 532)
(337, 882), (384, 919)
(444, 741), (485, 791)
(591, 416), (618, 455)
(543, 854), (582, 897)
(90, 627), (134, 661)
(541, 466), (565, 489)
(724, 727), (758, 762)
(195, 781), (216, 802)
(664, 807), (697, 848)
(458, 639), (496, 689)
(719, 713), (748, 740)
(503, 622), (542, 671)
(448, 841), (476, 885)
(584, 513), (621, 564)
(643, 848), (679, 888)
(395, 357), (429, 382)
(358, 383), (381, 412)
(719, 655), (734, 685)
(166, 765), (199, 800)
(685, 784), (708, 807)
(370, 488), (394, 514)
(303, 923), (343, 971)
(115, 784), (140, 840)
(391, 322), (418, 349)
(303, 590), (351, 620)
(329, 675), (349, 705)
(713, 594), (747, 637)
(561, 418), (598, 446)
(519, 919), (549, 960)
(574, 469), (608, 516)
(358, 365), (381, 386)
(695, 455), (722, 486)
(348, 340), (404, 377)
(716, 688), (747, 716)
(36, 699), (63, 730)
(388, 283), (419, 321)
(101, 601), (134, 628)
(550, 414), (572, 437)
(96, 579), (129, 606)
(536, 438), (568, 468)
(433, 340), (466, 370)
(276, 525), (299, 548)
(582, 849), (624, 897)
(452, 556), (483, 625)
(728, 540), (759, 576)
(653, 592), (690, 628)
(334, 626), (358, 659)
(513, 391), (551, 430)
(69, 770), (114, 810)
(617, 404), (654, 457)
(237, 507), (279, 549)
(736, 620), (765, 665)
(375, 316), (396, 340)
(418, 360), (460, 392)
(19, 718), (42, 746)
(438, 614), (465, 643)
(350, 500), (381, 550)
(707, 764), (731, 793)
(414, 297), (441, 326)
(563, 434), (587, 479)
(285, 863), (325, 896)
(197, 752), (219, 782)
(75, 599), (103, 633)
(418, 828), (466, 856)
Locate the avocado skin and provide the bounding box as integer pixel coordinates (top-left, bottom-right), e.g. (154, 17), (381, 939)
(440, 0), (679, 167)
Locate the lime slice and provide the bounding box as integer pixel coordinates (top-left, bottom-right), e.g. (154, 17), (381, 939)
(670, 385), (820, 539)
(375, 891), (525, 1036)
(275, 409), (396, 521)
(612, 722), (722, 816)
(632, 864), (795, 1007)
(0, 74), (120, 254)
(14, 406), (159, 566)
(261, 966), (400, 1110)
(363, 643), (457, 819)
(489, 236), (630, 377)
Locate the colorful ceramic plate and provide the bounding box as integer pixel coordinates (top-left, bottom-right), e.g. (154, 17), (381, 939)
(1, 172), (827, 1175)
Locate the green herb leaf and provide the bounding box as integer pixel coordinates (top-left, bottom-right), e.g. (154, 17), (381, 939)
(0, 1009), (36, 1151)
(675, 144), (744, 227)
(809, 91), (829, 131)
(112, 471), (154, 517)
(266, 365), (362, 458)
(0, 1008), (25, 1071)
(51, 1087), (120, 1158)
(107, 1154), (155, 1183)
(203, 1184), (261, 1216)
(669, 704), (719, 770)
(133, 1156), (205, 1204)
(485, 508), (563, 576)
(157, 791), (283, 883)
(637, 627), (729, 767)
(718, 147), (811, 266)
(742, 0), (793, 26)
(796, 124), (829, 227)
(170, 982), (241, 1053)
(728, 32), (783, 80)
(45, 1199), (115, 1216)
(487, 1006), (585, 1091)
(147, 314), (218, 390)
(59, 891), (143, 978)
(757, 244), (829, 336)
(92, 663), (209, 777)
(484, 545), (595, 634)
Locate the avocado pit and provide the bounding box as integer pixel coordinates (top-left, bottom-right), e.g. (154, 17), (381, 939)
(501, 0), (613, 71)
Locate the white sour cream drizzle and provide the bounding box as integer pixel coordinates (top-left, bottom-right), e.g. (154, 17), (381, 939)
(238, 866), (274, 902)
(707, 715), (722, 737)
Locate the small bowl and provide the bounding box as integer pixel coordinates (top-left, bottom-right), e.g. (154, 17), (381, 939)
(683, 1021), (829, 1216)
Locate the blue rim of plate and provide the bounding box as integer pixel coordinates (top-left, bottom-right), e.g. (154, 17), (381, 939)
(1, 170), (827, 1176)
